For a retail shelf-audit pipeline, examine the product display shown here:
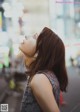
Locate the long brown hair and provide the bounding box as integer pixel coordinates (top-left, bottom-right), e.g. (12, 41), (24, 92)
(26, 27), (68, 92)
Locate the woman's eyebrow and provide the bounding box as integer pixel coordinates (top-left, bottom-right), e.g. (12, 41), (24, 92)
(25, 36), (28, 39)
(33, 33), (38, 39)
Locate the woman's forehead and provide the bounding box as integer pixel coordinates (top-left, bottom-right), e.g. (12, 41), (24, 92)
(25, 33), (38, 39)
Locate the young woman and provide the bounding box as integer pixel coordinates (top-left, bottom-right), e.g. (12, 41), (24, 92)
(19, 27), (68, 112)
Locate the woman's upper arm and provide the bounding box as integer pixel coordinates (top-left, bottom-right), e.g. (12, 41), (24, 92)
(30, 74), (60, 112)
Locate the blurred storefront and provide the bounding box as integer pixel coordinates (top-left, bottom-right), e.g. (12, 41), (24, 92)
(49, 0), (80, 66)
(74, 0), (80, 38)
(0, 0), (80, 67)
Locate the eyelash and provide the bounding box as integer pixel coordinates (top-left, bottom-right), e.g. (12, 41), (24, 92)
(25, 36), (28, 39)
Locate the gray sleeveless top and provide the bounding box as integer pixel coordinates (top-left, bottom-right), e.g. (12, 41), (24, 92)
(20, 70), (60, 112)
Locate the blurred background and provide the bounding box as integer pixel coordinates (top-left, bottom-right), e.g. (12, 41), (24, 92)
(0, 0), (80, 112)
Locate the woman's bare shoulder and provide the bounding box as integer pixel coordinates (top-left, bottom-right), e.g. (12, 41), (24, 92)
(30, 73), (52, 90)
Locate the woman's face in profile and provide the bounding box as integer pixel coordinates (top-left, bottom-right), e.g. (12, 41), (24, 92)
(19, 34), (38, 57)
(19, 34), (38, 67)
